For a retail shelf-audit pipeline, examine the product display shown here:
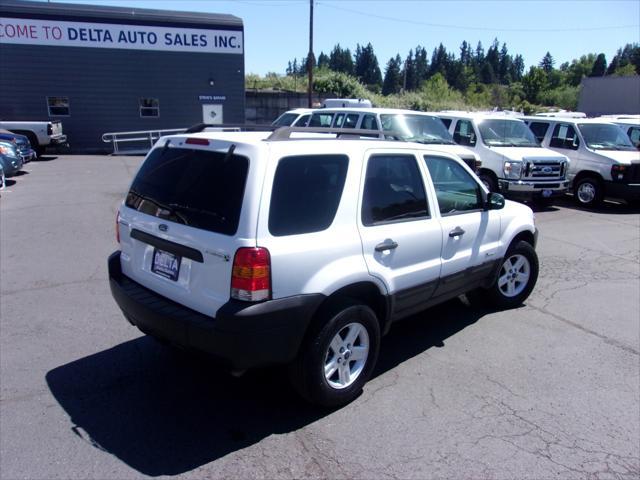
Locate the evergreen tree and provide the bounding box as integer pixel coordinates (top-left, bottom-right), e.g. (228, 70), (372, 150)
(510, 54), (525, 82)
(414, 45), (429, 85)
(460, 41), (471, 66)
(540, 52), (555, 74)
(499, 43), (512, 84)
(403, 49), (418, 91)
(429, 43), (448, 78)
(286, 61), (293, 76)
(317, 52), (329, 69)
(329, 44), (354, 75)
(590, 53), (607, 76)
(355, 43), (383, 89)
(382, 54), (403, 95)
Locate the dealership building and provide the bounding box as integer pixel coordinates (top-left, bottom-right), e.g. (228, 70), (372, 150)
(0, 0), (245, 152)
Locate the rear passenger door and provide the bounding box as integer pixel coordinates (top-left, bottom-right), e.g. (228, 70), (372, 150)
(358, 152), (443, 319)
(423, 155), (501, 297)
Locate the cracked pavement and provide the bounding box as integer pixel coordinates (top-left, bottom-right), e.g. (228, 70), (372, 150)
(1, 155), (639, 479)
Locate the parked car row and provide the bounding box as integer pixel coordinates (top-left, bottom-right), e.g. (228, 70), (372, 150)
(0, 129), (37, 190)
(273, 105), (640, 208)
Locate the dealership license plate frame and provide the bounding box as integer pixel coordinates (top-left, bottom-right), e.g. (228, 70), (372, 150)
(151, 248), (181, 281)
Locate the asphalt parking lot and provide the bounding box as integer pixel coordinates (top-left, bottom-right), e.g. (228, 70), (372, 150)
(1, 155), (639, 480)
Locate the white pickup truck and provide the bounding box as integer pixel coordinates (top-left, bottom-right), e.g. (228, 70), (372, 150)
(0, 120), (68, 157)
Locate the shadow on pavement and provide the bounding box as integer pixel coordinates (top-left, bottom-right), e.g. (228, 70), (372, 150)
(32, 155), (58, 162)
(46, 298), (487, 476)
(552, 194), (640, 215)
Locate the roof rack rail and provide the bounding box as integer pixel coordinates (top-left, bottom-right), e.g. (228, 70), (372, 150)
(184, 123), (276, 134)
(267, 126), (405, 141)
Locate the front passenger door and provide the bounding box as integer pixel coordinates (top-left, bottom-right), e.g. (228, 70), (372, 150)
(424, 155), (501, 297)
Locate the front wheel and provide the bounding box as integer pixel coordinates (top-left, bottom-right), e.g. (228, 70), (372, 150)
(289, 300), (380, 407)
(479, 173), (498, 193)
(574, 177), (603, 208)
(485, 241), (539, 309)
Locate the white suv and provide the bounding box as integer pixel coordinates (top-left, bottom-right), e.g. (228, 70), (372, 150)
(109, 127), (539, 407)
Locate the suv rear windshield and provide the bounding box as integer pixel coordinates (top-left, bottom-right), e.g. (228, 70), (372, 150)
(125, 146), (248, 235)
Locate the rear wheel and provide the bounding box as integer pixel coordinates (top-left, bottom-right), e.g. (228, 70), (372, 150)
(485, 241), (539, 309)
(289, 300), (380, 407)
(574, 176), (603, 208)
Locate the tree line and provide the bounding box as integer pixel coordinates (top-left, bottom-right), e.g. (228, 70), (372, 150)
(282, 41), (640, 111)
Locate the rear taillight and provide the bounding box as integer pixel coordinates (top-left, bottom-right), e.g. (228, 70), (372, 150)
(116, 210), (121, 244)
(47, 124), (53, 135)
(231, 247), (271, 302)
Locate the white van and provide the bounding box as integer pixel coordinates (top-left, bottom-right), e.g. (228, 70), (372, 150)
(597, 116), (640, 149)
(306, 107), (481, 170)
(435, 112), (569, 202)
(271, 108), (313, 127)
(522, 116), (640, 207)
(321, 98), (372, 108)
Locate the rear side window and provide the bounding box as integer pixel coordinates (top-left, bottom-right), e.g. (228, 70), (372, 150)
(269, 155), (348, 236)
(309, 113), (334, 127)
(361, 114), (378, 130)
(529, 122), (550, 143)
(628, 126), (640, 147)
(453, 120), (476, 146)
(550, 124), (579, 150)
(362, 154), (429, 226)
(344, 114), (360, 128)
(293, 114), (310, 127)
(125, 146), (248, 235)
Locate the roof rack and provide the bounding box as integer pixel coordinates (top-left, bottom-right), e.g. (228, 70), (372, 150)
(184, 123), (276, 134)
(267, 126), (405, 141)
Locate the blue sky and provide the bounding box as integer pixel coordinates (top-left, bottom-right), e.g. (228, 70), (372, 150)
(42, 0), (640, 75)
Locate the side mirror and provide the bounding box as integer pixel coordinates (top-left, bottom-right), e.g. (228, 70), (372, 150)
(486, 192), (505, 210)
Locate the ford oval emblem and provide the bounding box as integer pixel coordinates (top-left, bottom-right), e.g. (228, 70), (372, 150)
(159, 224), (168, 232)
(542, 166), (553, 174)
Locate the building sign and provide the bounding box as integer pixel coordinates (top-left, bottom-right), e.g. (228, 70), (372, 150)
(199, 95), (226, 101)
(0, 17), (243, 54)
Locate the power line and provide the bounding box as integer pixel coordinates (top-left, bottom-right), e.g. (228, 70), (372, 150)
(316, 1), (640, 32)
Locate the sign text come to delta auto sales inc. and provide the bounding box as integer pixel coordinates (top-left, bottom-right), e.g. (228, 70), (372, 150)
(0, 17), (243, 54)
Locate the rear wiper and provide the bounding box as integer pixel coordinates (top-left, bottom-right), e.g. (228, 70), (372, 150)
(167, 203), (227, 223)
(129, 189), (188, 224)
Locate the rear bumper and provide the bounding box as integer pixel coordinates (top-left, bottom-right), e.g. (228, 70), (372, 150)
(108, 251), (323, 370)
(49, 135), (68, 145)
(604, 181), (640, 202)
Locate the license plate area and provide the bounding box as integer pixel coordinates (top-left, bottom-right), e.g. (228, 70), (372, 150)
(151, 248), (181, 281)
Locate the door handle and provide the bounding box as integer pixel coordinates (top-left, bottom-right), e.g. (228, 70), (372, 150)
(449, 226), (466, 237)
(375, 240), (398, 252)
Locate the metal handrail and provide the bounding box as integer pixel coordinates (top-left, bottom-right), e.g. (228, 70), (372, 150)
(101, 128), (186, 154)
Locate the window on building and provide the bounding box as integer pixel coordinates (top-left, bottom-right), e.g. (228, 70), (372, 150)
(139, 98), (160, 117)
(47, 97), (70, 117)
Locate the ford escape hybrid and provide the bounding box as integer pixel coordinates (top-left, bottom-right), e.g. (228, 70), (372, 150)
(109, 127), (539, 407)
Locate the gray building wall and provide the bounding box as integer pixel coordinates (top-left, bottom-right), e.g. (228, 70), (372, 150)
(578, 76), (640, 117)
(0, 1), (244, 152)
(245, 91), (327, 124)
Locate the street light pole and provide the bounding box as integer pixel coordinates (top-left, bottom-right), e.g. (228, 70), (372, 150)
(308, 0), (314, 107)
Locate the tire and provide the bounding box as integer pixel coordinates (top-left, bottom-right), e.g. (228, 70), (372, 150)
(485, 241), (539, 309)
(288, 299), (380, 407)
(574, 176), (603, 208)
(479, 173), (498, 193)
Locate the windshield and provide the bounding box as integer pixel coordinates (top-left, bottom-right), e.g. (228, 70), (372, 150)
(380, 114), (454, 144)
(272, 113), (299, 127)
(478, 119), (540, 147)
(578, 123), (636, 151)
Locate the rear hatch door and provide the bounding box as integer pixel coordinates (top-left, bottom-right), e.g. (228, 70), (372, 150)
(118, 140), (260, 317)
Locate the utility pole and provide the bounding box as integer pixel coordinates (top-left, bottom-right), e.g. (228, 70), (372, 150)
(307, 0), (314, 107)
